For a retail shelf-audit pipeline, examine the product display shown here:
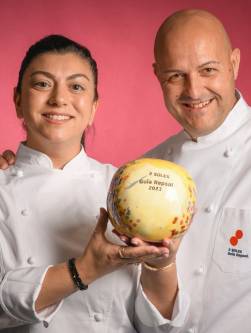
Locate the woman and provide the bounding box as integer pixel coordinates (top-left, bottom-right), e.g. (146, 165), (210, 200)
(0, 35), (180, 332)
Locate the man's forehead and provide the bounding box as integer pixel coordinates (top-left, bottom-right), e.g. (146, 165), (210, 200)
(155, 30), (231, 69)
(154, 10), (232, 61)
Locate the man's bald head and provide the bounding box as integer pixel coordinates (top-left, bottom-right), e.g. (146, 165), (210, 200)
(153, 9), (240, 139)
(154, 9), (232, 62)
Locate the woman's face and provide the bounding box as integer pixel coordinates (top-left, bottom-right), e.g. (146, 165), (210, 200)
(14, 52), (98, 151)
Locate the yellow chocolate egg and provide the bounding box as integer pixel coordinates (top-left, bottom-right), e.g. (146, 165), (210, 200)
(107, 158), (196, 242)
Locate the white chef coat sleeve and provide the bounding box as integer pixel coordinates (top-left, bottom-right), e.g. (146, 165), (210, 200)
(0, 265), (62, 328)
(134, 277), (190, 332)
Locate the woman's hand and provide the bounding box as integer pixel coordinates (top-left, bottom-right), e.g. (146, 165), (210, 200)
(0, 150), (16, 169)
(76, 208), (170, 284)
(36, 208), (180, 313)
(37, 207), (169, 312)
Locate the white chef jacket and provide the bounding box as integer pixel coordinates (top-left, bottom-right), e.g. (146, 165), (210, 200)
(144, 92), (251, 333)
(0, 144), (186, 332)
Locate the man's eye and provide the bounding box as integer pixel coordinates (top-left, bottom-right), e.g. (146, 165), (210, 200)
(202, 68), (216, 75)
(168, 73), (185, 82)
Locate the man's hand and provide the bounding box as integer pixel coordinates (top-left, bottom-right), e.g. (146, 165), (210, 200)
(77, 208), (169, 284)
(131, 236), (181, 269)
(0, 150), (16, 169)
(113, 228), (182, 269)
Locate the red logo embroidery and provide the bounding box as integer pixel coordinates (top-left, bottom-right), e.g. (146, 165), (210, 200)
(230, 229), (243, 246)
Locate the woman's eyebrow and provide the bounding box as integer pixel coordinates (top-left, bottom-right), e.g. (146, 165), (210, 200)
(30, 71), (90, 81)
(67, 73), (90, 81)
(30, 70), (54, 79)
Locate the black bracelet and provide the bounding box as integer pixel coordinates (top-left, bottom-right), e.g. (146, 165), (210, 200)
(68, 258), (88, 290)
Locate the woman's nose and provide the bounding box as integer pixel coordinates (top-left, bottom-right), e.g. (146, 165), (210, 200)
(48, 85), (68, 106)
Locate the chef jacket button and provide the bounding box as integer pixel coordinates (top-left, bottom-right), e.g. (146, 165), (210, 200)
(167, 147), (173, 155)
(195, 265), (205, 275)
(90, 173), (95, 179)
(204, 205), (213, 213)
(27, 257), (35, 265)
(10, 168), (16, 176)
(16, 169), (24, 177)
(43, 321), (49, 328)
(223, 148), (233, 158)
(187, 327), (196, 333)
(94, 313), (103, 322)
(21, 209), (29, 216)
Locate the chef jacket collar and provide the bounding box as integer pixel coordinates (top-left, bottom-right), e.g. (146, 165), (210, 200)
(15, 143), (91, 173)
(182, 91), (250, 144)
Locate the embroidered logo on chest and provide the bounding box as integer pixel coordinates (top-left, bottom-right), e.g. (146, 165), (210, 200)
(227, 229), (249, 258)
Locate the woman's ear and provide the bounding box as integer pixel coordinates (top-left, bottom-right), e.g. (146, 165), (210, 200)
(88, 99), (99, 127)
(153, 62), (158, 77)
(13, 87), (23, 119)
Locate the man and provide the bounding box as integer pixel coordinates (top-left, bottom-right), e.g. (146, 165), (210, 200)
(144, 9), (250, 333)
(1, 9), (251, 332)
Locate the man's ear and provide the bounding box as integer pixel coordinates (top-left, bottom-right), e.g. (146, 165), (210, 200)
(231, 48), (241, 80)
(13, 87), (23, 119)
(88, 99), (99, 127)
(152, 62), (162, 83)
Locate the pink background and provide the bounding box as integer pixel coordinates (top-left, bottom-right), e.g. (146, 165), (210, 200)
(1, 0), (251, 166)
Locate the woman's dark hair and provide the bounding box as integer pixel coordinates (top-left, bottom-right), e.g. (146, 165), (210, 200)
(16, 34), (98, 100)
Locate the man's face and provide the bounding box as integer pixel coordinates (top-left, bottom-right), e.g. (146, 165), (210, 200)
(154, 23), (240, 139)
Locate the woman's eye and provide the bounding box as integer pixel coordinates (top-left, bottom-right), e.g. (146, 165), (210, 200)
(34, 81), (50, 89)
(71, 84), (84, 91)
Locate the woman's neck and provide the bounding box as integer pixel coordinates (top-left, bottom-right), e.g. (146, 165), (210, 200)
(25, 139), (82, 169)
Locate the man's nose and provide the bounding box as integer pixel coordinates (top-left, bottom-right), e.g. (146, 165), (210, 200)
(48, 85), (68, 106)
(183, 74), (203, 100)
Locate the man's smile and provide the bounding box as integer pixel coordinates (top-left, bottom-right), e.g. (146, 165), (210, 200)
(181, 98), (214, 110)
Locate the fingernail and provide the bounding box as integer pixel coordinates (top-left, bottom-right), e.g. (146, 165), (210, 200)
(150, 246), (159, 252)
(163, 239), (171, 246)
(131, 239), (139, 246)
(100, 207), (106, 216)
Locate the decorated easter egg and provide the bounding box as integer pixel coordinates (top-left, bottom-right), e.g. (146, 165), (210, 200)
(107, 158), (196, 242)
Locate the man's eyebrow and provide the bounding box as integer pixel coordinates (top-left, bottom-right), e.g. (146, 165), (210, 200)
(198, 61), (221, 68)
(157, 60), (221, 74)
(30, 71), (90, 81)
(158, 68), (184, 74)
